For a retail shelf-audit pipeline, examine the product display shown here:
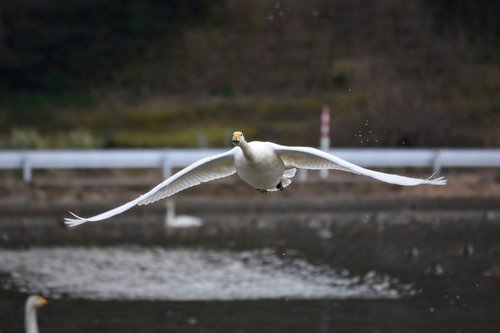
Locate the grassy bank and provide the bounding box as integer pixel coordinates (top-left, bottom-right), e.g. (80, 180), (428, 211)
(1, 87), (498, 149)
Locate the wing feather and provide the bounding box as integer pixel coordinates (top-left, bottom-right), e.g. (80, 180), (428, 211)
(271, 144), (446, 186)
(64, 149), (237, 227)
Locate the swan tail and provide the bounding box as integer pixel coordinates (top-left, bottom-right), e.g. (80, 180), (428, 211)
(267, 168), (297, 192)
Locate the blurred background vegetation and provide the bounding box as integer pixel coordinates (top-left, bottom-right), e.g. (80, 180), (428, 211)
(0, 0), (499, 148)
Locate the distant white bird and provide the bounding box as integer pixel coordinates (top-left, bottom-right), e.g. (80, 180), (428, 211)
(65, 131), (446, 227)
(25, 295), (47, 333)
(165, 199), (203, 228)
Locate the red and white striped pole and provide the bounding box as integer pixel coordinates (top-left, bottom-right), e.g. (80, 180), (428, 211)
(320, 105), (330, 179)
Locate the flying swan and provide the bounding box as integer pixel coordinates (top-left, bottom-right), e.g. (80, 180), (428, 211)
(65, 131), (446, 227)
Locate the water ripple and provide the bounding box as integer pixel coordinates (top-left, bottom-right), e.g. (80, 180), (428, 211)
(0, 247), (411, 300)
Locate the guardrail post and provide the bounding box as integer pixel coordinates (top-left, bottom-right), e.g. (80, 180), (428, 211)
(162, 158), (172, 179)
(432, 150), (442, 175)
(22, 157), (32, 182)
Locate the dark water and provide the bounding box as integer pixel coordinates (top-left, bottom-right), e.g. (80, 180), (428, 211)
(2, 292), (499, 333)
(1, 215), (500, 333)
(2, 279), (499, 333)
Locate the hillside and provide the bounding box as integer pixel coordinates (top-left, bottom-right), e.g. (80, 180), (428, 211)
(0, 0), (499, 148)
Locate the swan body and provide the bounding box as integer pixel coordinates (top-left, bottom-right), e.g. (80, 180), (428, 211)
(25, 296), (47, 333)
(65, 131), (446, 227)
(234, 140), (288, 191)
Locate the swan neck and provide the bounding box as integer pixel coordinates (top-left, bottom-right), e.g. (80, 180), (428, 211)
(166, 199), (175, 225)
(25, 306), (39, 333)
(239, 141), (255, 161)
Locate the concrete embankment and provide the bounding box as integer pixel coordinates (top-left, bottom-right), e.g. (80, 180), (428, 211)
(1, 196), (499, 246)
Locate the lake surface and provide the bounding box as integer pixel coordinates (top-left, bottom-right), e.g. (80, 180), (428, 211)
(1, 211), (500, 333)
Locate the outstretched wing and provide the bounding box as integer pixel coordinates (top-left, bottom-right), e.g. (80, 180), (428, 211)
(271, 144), (446, 186)
(65, 149), (237, 227)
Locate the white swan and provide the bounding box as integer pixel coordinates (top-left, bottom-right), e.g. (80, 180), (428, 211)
(25, 295), (47, 333)
(165, 199), (203, 228)
(65, 131), (446, 227)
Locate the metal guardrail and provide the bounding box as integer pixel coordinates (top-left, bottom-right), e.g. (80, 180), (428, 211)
(0, 148), (499, 182)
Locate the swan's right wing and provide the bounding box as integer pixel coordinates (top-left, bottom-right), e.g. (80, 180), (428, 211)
(137, 148), (237, 205)
(271, 144), (446, 186)
(64, 149), (237, 227)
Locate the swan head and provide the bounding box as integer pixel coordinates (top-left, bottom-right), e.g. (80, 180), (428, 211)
(231, 131), (245, 146)
(25, 296), (47, 333)
(27, 295), (48, 308)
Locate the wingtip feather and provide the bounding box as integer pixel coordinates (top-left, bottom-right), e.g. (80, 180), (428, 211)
(426, 176), (447, 185)
(68, 211), (83, 219)
(64, 211), (89, 227)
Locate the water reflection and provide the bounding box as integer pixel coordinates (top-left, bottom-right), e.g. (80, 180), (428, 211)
(0, 247), (410, 301)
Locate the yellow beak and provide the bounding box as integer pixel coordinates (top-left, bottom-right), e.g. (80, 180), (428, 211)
(38, 296), (48, 305)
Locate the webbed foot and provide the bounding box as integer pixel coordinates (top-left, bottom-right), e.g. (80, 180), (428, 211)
(256, 189), (269, 194)
(276, 182), (284, 191)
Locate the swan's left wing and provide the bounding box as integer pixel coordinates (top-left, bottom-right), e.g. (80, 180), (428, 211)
(64, 148), (237, 227)
(270, 144), (446, 186)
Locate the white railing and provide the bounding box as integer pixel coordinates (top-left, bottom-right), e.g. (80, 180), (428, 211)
(0, 148), (499, 182)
